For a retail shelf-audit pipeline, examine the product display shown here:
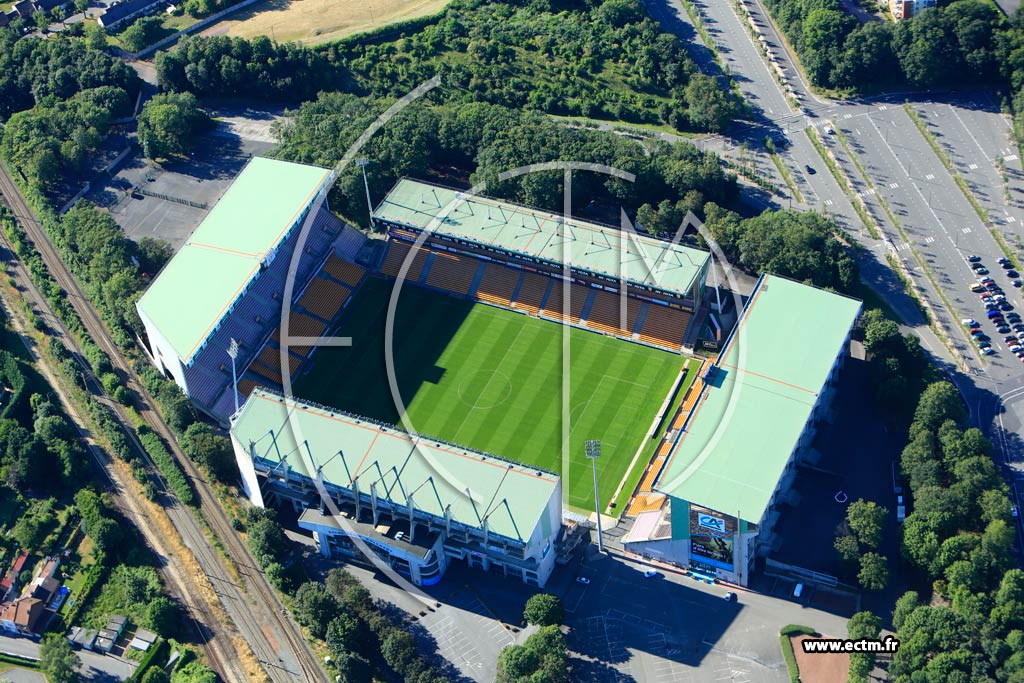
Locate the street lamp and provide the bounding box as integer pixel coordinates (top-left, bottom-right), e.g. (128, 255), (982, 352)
(356, 158), (374, 229)
(227, 338), (239, 416)
(585, 439), (604, 553)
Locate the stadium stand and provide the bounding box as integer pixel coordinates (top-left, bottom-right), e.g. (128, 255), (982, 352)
(511, 272), (552, 315)
(298, 277), (351, 322)
(475, 264), (522, 307)
(331, 223), (368, 262)
(638, 304), (690, 350)
(380, 240), (429, 281)
(323, 254), (366, 288)
(540, 282), (589, 324)
(424, 250), (481, 296)
(586, 289), (642, 337)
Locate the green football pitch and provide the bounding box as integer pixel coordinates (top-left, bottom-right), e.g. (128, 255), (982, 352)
(293, 277), (685, 511)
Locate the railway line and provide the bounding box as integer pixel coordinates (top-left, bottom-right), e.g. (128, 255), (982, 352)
(0, 162), (328, 683)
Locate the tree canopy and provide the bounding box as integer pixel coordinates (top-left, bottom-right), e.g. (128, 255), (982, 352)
(137, 92), (210, 161)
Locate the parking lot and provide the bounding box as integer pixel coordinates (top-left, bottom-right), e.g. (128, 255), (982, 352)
(90, 118), (275, 250)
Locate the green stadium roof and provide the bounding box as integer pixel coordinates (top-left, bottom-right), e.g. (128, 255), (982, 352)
(373, 178), (710, 299)
(232, 389), (560, 543)
(656, 274), (861, 523)
(136, 158), (332, 363)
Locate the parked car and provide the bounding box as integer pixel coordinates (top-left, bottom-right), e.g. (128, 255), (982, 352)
(1013, 280), (1022, 287)
(1009, 271), (1020, 279)
(969, 254), (983, 262)
(998, 326), (1012, 334)
(977, 268), (991, 274)
(576, 576), (591, 585)
(988, 310), (1002, 318)
(972, 262), (987, 270)
(963, 318), (980, 327)
(981, 277), (995, 284)
(805, 165), (816, 175)
(982, 347), (996, 355)
(1001, 303), (1014, 311)
(1003, 262), (1016, 270)
(643, 570), (658, 578)
(724, 592), (737, 602)
(998, 257), (1010, 265)
(971, 283), (986, 292)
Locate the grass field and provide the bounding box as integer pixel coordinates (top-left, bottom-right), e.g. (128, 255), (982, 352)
(210, 0), (448, 45)
(293, 278), (684, 511)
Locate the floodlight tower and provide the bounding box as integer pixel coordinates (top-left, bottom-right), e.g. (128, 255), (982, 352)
(585, 439), (604, 553)
(227, 338), (240, 416)
(356, 158), (374, 229)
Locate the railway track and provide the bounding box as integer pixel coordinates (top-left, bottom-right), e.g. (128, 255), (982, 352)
(0, 206), (244, 683)
(0, 163), (328, 683)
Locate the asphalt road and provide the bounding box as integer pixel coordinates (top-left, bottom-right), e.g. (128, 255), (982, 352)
(0, 634), (137, 682)
(648, 0), (1024, 551)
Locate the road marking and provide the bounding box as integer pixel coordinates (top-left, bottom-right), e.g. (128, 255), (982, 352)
(889, 182), (899, 188)
(963, 227), (972, 233)
(844, 113), (852, 119)
(924, 236), (935, 244)
(824, 199), (833, 206)
(878, 105), (888, 111)
(1007, 154), (1019, 161)
(969, 163), (979, 170)
(925, 174), (935, 180)
(1010, 216), (1018, 224)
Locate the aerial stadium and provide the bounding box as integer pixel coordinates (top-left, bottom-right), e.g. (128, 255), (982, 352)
(137, 158), (859, 587)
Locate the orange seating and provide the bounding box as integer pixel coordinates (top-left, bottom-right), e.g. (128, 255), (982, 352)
(238, 378), (259, 397)
(638, 304), (691, 350)
(380, 241), (429, 281)
(256, 346), (302, 375)
(476, 264), (521, 306)
(425, 251), (479, 296)
(297, 277), (351, 321)
(323, 254), (366, 288)
(541, 282), (588, 323)
(586, 289), (641, 337)
(249, 362), (282, 385)
(271, 312), (327, 353)
(511, 273), (550, 314)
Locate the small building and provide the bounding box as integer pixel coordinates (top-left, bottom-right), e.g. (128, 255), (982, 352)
(94, 635), (115, 653)
(0, 597), (45, 635)
(129, 629), (158, 652)
(889, 0), (935, 19)
(68, 626), (98, 651)
(97, 0), (161, 29)
(105, 614), (128, 637)
(28, 576), (61, 604)
(0, 550), (29, 601)
(11, 0), (34, 17)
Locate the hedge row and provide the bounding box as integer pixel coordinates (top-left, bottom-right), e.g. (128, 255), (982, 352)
(126, 637), (167, 682)
(137, 424), (196, 506)
(50, 559), (109, 634)
(0, 652), (40, 670)
(779, 632), (800, 683)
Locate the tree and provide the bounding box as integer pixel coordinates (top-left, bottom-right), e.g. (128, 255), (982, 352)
(137, 92), (210, 161)
(913, 382), (966, 433)
(334, 652), (372, 683)
(142, 669), (170, 683)
(496, 646), (540, 683)
(846, 499), (888, 549)
(39, 633), (79, 683)
(246, 516), (287, 567)
(145, 597), (179, 637)
(380, 629), (417, 676)
(858, 552), (890, 591)
(292, 582), (337, 639)
(179, 423), (234, 480)
(848, 611), (882, 683)
(74, 0), (89, 14)
(523, 593), (563, 626)
(325, 612), (364, 660)
(135, 237), (173, 275)
(684, 73), (737, 132)
(834, 534), (860, 564)
(119, 16), (163, 53)
(33, 10), (49, 32)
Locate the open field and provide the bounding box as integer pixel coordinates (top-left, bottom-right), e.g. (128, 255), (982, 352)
(293, 278), (683, 510)
(210, 0), (448, 45)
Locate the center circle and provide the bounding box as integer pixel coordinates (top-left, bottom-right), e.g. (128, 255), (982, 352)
(457, 370), (513, 410)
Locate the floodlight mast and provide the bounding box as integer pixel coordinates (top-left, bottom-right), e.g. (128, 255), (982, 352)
(227, 338), (239, 416)
(585, 439), (604, 553)
(356, 158), (374, 229)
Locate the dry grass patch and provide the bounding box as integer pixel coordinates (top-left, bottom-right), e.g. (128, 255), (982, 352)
(210, 0), (448, 45)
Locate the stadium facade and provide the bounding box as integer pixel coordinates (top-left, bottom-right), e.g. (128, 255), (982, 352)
(372, 178), (711, 353)
(622, 274), (861, 586)
(136, 157), (368, 425)
(230, 389), (564, 587)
